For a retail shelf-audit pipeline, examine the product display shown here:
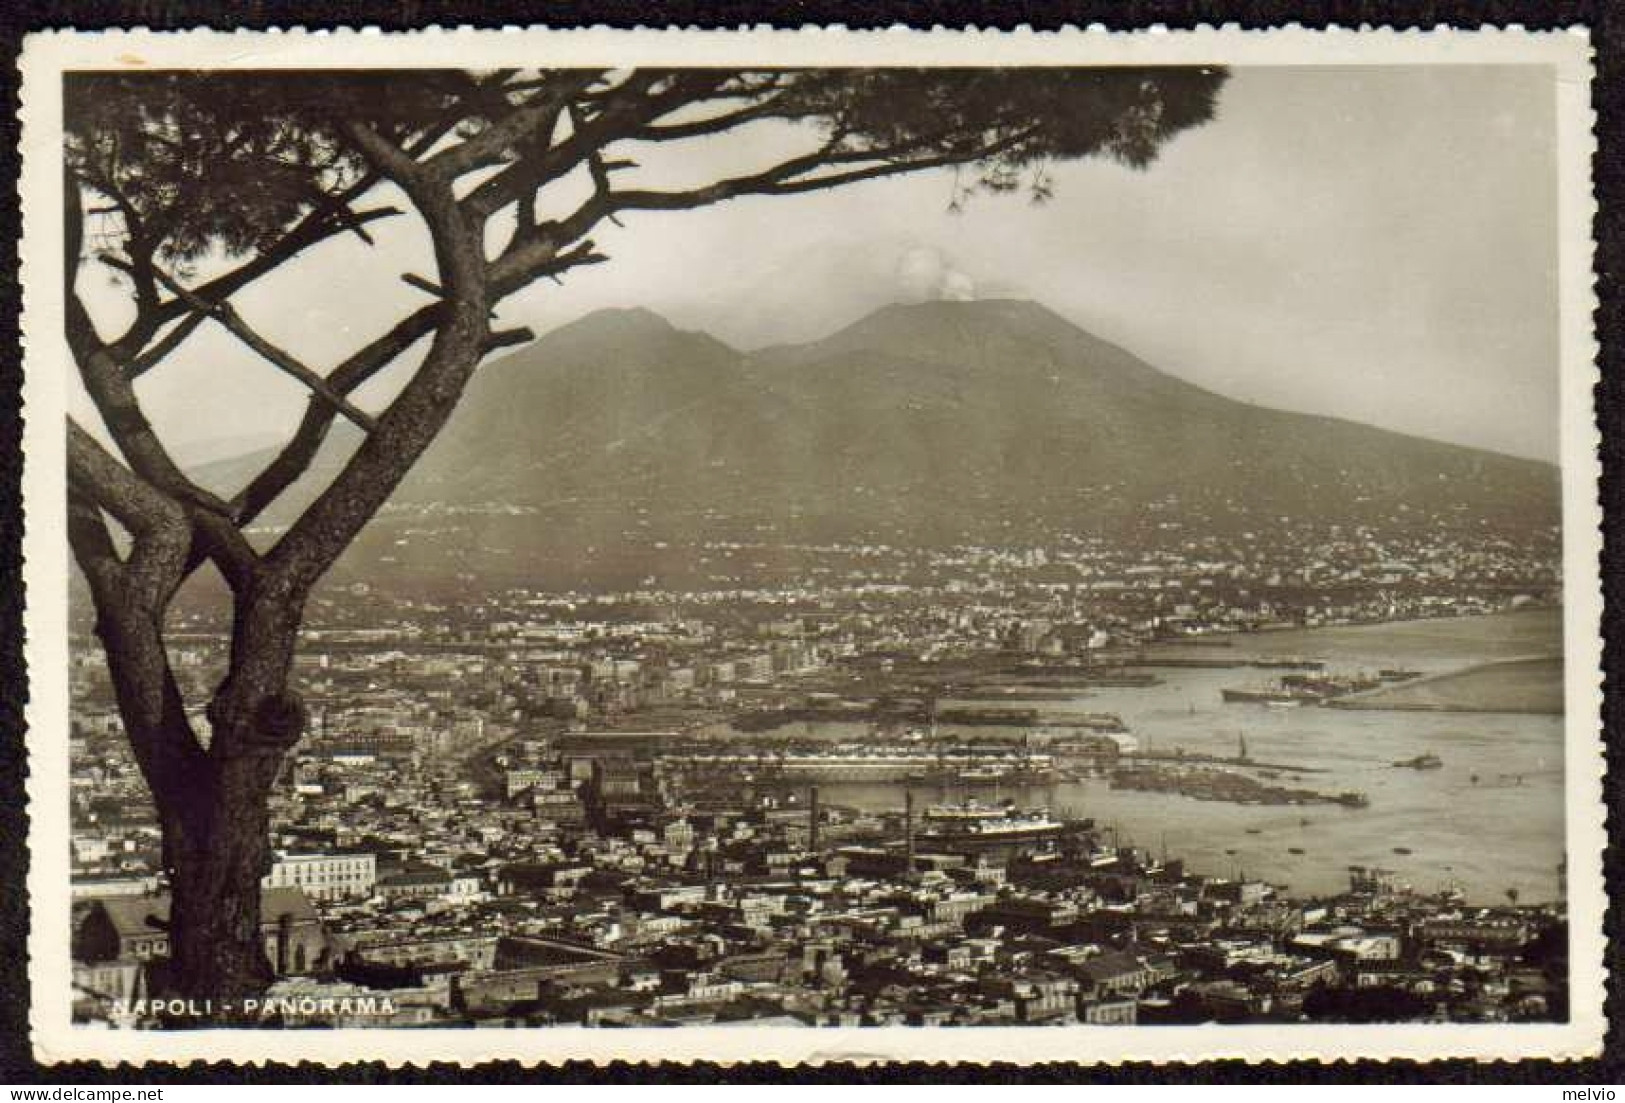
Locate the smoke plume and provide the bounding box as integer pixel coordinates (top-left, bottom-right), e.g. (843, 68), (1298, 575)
(896, 245), (977, 302)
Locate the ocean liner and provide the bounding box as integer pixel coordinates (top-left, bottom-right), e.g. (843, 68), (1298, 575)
(918, 799), (1069, 844)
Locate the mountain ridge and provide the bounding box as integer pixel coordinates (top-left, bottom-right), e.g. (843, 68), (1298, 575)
(197, 298), (1558, 587)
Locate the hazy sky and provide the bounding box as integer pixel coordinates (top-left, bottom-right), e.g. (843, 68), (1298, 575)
(81, 64), (1562, 464)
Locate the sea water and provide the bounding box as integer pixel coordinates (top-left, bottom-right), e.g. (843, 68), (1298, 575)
(780, 609), (1567, 904)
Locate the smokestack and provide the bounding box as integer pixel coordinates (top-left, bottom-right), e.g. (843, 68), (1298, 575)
(904, 791), (916, 870)
(808, 786), (820, 851)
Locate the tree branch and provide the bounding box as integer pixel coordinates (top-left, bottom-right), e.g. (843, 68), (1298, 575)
(228, 304), (443, 527)
(608, 130), (1034, 213)
(485, 326), (535, 352)
(424, 70), (604, 182)
(66, 487), (126, 602)
(68, 287), (235, 521)
(126, 310), (208, 381)
(265, 122), (492, 593)
(400, 272), (447, 299)
(91, 94), (472, 403)
(574, 103), (635, 228)
(341, 121), (425, 185)
(109, 205), (403, 366)
(634, 97), (790, 142)
(67, 418), (191, 611)
(458, 70), (718, 224)
(66, 447), (210, 802)
(489, 234), (609, 296)
(72, 167), (161, 322)
(224, 309), (532, 535)
(147, 265), (379, 434)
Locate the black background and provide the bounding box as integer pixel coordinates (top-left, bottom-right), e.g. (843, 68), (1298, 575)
(0, 0), (1617, 1084)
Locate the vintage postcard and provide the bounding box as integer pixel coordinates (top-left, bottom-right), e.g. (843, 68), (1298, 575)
(19, 26), (1604, 1065)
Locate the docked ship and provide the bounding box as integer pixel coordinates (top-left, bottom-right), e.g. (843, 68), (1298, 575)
(1280, 671), (1381, 694)
(918, 799), (1068, 844)
(1221, 671), (1380, 706)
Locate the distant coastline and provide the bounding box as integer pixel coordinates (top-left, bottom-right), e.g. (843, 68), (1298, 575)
(1151, 606), (1565, 715)
(1153, 604), (1561, 659)
(1326, 655), (1563, 715)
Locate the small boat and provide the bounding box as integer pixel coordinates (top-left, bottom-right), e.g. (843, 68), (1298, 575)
(1245, 828), (1263, 835)
(1392, 753), (1443, 770)
(1287, 847), (1305, 855)
(1224, 848), (1238, 855)
(1392, 846), (1413, 855)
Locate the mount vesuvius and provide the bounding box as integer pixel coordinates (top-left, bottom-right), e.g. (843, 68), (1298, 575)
(204, 299), (1559, 587)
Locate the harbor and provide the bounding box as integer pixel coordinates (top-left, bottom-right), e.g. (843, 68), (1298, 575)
(765, 610), (1565, 901)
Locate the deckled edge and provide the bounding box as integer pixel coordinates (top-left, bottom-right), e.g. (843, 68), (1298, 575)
(16, 22), (1605, 1070)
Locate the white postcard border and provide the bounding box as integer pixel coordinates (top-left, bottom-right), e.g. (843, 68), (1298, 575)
(19, 24), (1604, 1066)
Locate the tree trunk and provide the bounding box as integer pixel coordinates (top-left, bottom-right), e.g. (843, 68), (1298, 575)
(157, 717), (298, 1009)
(164, 818), (273, 1006)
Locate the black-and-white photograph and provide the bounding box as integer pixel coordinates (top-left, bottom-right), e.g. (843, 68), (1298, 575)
(22, 27), (1602, 1067)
